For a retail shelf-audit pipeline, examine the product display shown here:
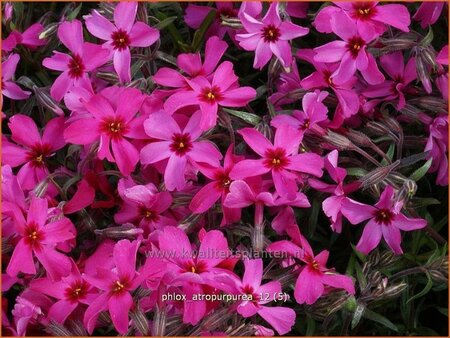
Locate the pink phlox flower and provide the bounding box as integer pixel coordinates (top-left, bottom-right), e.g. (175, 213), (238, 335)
(64, 87), (146, 176)
(236, 2), (309, 69)
(413, 2), (445, 28)
(233, 259), (296, 335)
(341, 185), (428, 254)
(285, 3), (309, 19)
(435, 45), (448, 100)
(156, 226), (234, 325)
(269, 58), (302, 108)
(43, 20), (109, 101)
(270, 190), (311, 234)
(267, 226), (355, 305)
(314, 2), (410, 38)
(6, 196), (76, 280)
(363, 51), (417, 110)
(30, 260), (97, 324)
(271, 90), (329, 135)
(83, 239), (163, 334)
(185, 2), (239, 40)
(62, 178), (96, 215)
(2, 114), (65, 190)
(163, 60), (257, 129)
(2, 23), (46, 52)
(153, 36), (228, 91)
(309, 150), (360, 233)
(84, 2), (159, 83)
(114, 179), (175, 235)
(230, 124), (324, 200)
(424, 114), (448, 186)
(12, 289), (53, 336)
(1, 53), (31, 100)
(224, 178), (276, 225)
(2, 165), (26, 238)
(314, 13), (384, 85)
(189, 144), (244, 226)
(297, 49), (360, 119)
(140, 111), (223, 191)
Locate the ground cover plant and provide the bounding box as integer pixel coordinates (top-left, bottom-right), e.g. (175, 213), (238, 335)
(1, 1), (448, 336)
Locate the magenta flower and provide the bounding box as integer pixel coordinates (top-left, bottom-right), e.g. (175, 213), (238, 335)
(314, 13), (384, 85)
(268, 226), (355, 305)
(363, 51), (417, 110)
(224, 179), (275, 225)
(114, 181), (175, 234)
(153, 36), (228, 87)
(189, 145), (243, 225)
(413, 2), (445, 28)
(234, 259), (296, 335)
(64, 87), (145, 176)
(2, 115), (65, 190)
(185, 2), (238, 40)
(6, 197), (76, 280)
(297, 49), (360, 119)
(2, 23), (46, 52)
(341, 186), (427, 254)
(436, 45), (448, 100)
(42, 20), (109, 101)
(271, 90), (329, 135)
(309, 150), (360, 233)
(83, 240), (162, 334)
(1, 54), (31, 100)
(30, 262), (96, 324)
(423, 114), (448, 186)
(230, 124), (324, 200)
(164, 61), (256, 129)
(317, 2), (410, 38)
(236, 2), (309, 69)
(84, 2), (159, 83)
(140, 111), (223, 191)
(157, 226), (233, 324)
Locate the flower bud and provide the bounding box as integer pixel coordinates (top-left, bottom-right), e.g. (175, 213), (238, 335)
(323, 130), (354, 150)
(33, 86), (64, 116)
(152, 305), (167, 336)
(130, 308), (149, 335)
(39, 22), (58, 40)
(94, 224), (144, 239)
(45, 321), (72, 336)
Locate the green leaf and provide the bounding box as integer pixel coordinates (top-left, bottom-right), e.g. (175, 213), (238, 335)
(354, 261), (367, 290)
(67, 3), (82, 20)
(363, 308), (399, 332)
(351, 303), (365, 329)
(351, 243), (367, 263)
(305, 315), (316, 336)
(381, 144), (395, 165)
(222, 108), (261, 125)
(191, 10), (216, 51)
(410, 197), (441, 208)
(407, 272), (433, 304)
(409, 159), (433, 181)
(421, 26), (434, 46)
(154, 11), (187, 51)
(154, 16), (177, 30)
(347, 167), (368, 177)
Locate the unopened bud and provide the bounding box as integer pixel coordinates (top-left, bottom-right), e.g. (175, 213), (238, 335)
(221, 16), (243, 28)
(429, 270), (447, 283)
(33, 86), (64, 116)
(323, 130), (354, 150)
(130, 308), (149, 335)
(379, 250), (399, 267)
(153, 305), (167, 337)
(346, 130), (374, 148)
(39, 22), (58, 40)
(397, 179), (417, 202)
(45, 321), (72, 336)
(96, 71), (119, 83)
(34, 178), (49, 197)
(382, 282), (408, 299)
(94, 224), (143, 239)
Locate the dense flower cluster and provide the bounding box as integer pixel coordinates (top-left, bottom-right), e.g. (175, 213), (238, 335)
(1, 1), (448, 336)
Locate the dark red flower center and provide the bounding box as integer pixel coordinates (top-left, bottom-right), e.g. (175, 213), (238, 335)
(214, 170), (232, 192)
(352, 2), (377, 20)
(139, 207), (159, 222)
(111, 278), (129, 294)
(346, 36), (365, 58)
(68, 54), (85, 79)
(65, 280), (89, 302)
(374, 208), (394, 225)
(184, 260), (207, 274)
(24, 222), (44, 249)
(216, 7), (237, 19)
(170, 133), (193, 156)
(111, 29), (131, 50)
(200, 86), (223, 104)
(100, 117), (128, 139)
(262, 24), (281, 43)
(26, 144), (52, 168)
(263, 148), (290, 171)
(301, 119), (311, 130)
(241, 284), (260, 302)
